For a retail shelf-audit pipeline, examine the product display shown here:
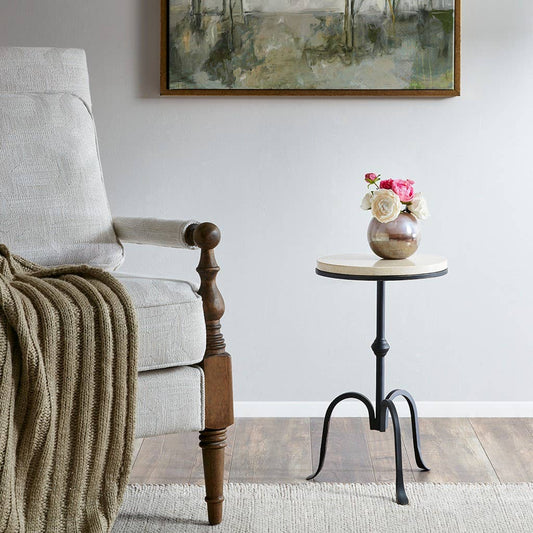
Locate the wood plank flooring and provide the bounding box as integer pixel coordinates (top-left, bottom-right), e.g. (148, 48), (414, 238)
(130, 418), (533, 484)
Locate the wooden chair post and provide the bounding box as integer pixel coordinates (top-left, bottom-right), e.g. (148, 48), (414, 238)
(187, 222), (234, 525)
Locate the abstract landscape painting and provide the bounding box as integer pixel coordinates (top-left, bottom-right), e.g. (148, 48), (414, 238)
(161, 0), (459, 95)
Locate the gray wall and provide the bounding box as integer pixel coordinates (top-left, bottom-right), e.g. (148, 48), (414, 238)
(1, 0), (532, 405)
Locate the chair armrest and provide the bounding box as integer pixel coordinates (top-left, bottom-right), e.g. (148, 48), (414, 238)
(113, 217), (198, 249)
(115, 215), (233, 429)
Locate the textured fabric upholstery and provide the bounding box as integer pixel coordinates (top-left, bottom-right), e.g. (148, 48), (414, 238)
(115, 274), (206, 370)
(114, 217), (198, 249)
(0, 47), (92, 108)
(1, 47), (208, 439)
(135, 366), (205, 438)
(0, 47), (124, 268)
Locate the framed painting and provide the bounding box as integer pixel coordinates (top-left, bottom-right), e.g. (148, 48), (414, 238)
(160, 0), (460, 96)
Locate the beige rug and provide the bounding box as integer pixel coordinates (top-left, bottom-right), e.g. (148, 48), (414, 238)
(114, 483), (533, 532)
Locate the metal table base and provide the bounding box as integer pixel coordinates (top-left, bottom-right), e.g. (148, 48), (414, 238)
(307, 280), (429, 505)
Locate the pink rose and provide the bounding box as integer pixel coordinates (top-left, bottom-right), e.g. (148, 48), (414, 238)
(365, 172), (379, 184)
(379, 179), (394, 190)
(391, 179), (415, 202)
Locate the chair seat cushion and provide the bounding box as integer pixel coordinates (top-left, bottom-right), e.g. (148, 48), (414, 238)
(114, 274), (206, 371)
(136, 365), (205, 438)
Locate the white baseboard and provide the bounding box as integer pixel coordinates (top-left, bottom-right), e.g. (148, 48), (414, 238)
(234, 401), (533, 418)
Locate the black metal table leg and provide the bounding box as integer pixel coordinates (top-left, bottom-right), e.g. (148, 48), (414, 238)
(380, 399), (409, 505)
(386, 389), (430, 471)
(308, 280), (430, 505)
(306, 392), (375, 480)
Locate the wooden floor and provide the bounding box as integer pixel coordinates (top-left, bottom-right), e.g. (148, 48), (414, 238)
(130, 418), (533, 485)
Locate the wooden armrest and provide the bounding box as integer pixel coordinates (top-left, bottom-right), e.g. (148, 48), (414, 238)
(184, 222), (220, 250)
(190, 222), (234, 430)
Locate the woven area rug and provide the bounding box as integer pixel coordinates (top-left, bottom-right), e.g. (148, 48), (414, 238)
(114, 483), (533, 532)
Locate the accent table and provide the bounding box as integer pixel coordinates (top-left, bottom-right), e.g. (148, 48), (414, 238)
(307, 253), (448, 505)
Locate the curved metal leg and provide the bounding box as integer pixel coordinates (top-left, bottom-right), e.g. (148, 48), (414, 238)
(307, 392), (375, 481)
(386, 389), (430, 471)
(381, 399), (408, 505)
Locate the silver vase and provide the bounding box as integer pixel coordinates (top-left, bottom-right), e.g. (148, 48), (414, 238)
(367, 212), (420, 260)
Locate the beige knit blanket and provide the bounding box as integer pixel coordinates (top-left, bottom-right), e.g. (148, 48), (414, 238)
(0, 246), (137, 532)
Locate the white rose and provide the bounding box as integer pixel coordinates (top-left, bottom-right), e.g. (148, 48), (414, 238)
(360, 192), (373, 210)
(371, 189), (402, 223)
(408, 192), (430, 220)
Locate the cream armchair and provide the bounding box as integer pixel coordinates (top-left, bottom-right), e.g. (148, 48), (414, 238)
(0, 47), (233, 526)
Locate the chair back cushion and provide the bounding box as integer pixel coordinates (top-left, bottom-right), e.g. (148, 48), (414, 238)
(0, 47), (123, 268)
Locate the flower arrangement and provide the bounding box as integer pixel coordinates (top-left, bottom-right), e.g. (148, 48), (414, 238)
(361, 173), (430, 224)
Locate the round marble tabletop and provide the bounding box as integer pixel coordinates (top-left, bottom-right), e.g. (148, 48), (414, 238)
(316, 254), (448, 281)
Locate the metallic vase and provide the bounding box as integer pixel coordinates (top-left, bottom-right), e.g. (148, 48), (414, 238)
(367, 212), (420, 260)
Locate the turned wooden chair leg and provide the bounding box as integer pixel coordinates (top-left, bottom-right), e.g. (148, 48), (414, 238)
(191, 223), (233, 526)
(200, 428), (227, 525)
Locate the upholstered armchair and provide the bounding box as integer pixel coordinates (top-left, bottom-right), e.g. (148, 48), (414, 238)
(0, 47), (233, 525)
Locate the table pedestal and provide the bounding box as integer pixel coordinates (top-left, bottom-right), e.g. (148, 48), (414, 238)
(307, 280), (429, 505)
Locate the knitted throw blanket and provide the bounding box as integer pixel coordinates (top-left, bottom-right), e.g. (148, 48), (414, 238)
(0, 246), (137, 532)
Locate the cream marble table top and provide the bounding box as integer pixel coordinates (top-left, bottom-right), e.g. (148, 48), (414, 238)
(316, 254), (448, 281)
